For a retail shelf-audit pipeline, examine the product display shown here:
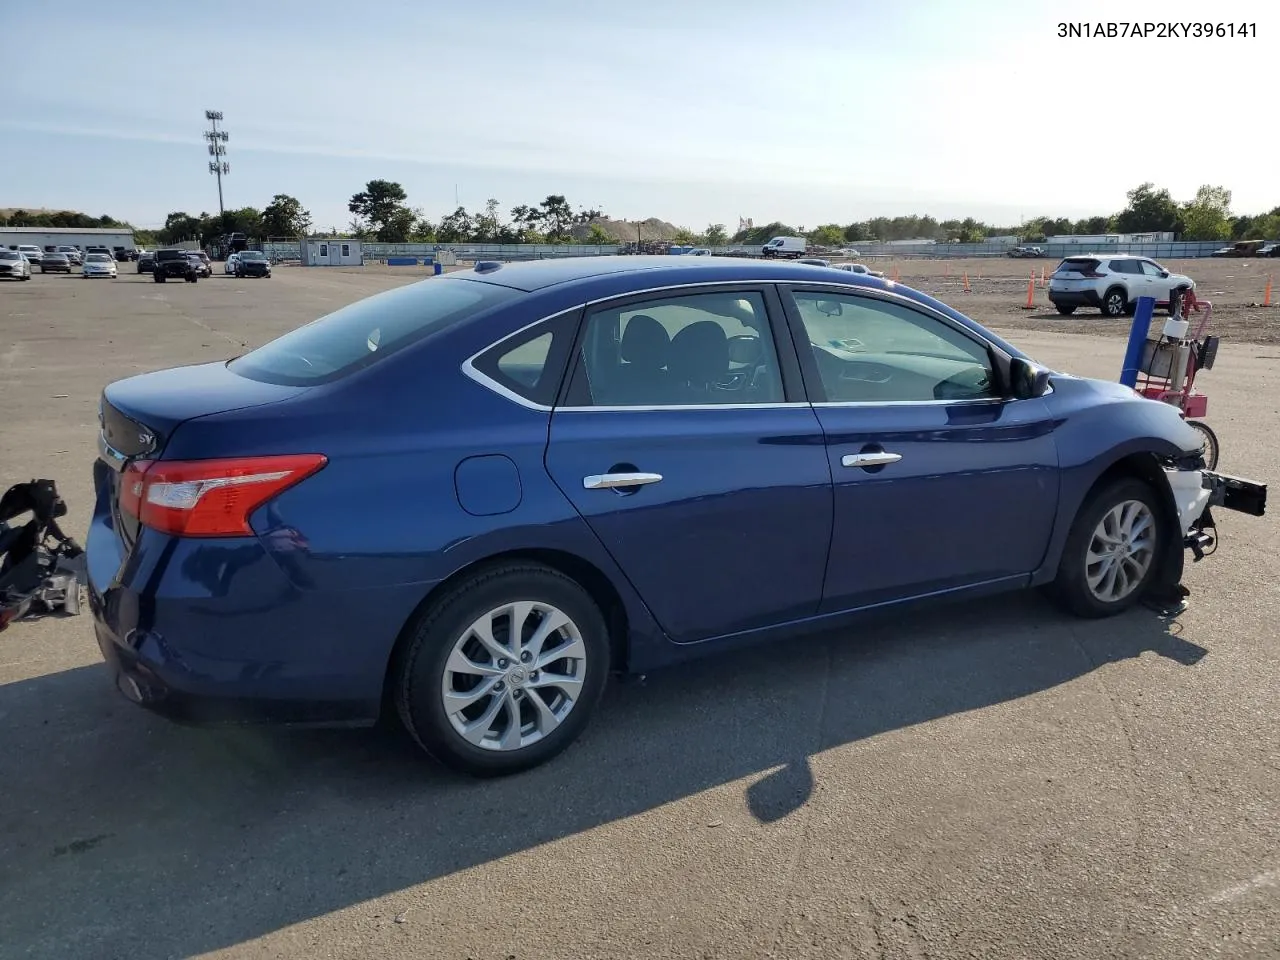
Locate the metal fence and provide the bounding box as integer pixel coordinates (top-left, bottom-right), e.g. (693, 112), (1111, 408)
(260, 238), (1248, 264)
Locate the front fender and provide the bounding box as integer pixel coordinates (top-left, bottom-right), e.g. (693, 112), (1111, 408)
(1031, 376), (1202, 585)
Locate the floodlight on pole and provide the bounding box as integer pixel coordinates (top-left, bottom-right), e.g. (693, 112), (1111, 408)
(203, 110), (229, 216)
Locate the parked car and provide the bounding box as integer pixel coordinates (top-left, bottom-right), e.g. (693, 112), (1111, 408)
(1008, 246), (1044, 258)
(796, 257), (830, 267)
(224, 252), (241, 275)
(1257, 242), (1280, 258)
(1047, 254), (1195, 318)
(151, 249), (198, 283)
(186, 252), (213, 277)
(81, 252), (117, 279)
(761, 235), (807, 259)
(136, 252), (156, 274)
(834, 262), (886, 278)
(39, 252), (72, 274)
(233, 249), (272, 277)
(85, 256), (1265, 777)
(56, 245), (83, 265)
(0, 248), (32, 280)
(16, 244), (43, 265)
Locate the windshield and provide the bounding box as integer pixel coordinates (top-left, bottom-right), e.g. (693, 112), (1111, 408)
(0, 251), (19, 260)
(240, 251), (266, 260)
(86, 254), (110, 262)
(228, 277), (519, 386)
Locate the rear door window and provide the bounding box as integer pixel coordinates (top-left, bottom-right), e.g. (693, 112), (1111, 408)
(229, 278), (519, 386)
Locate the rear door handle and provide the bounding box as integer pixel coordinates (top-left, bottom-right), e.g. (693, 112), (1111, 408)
(841, 452), (902, 468)
(583, 472), (663, 490)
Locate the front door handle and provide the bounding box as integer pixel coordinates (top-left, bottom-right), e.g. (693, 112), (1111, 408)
(841, 452), (903, 468)
(583, 472), (663, 490)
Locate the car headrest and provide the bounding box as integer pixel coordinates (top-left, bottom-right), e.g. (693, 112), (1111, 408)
(620, 315), (670, 369)
(669, 321), (729, 386)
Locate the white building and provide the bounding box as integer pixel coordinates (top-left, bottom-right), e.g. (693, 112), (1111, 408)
(1046, 232), (1176, 245)
(0, 226), (136, 253)
(300, 238), (362, 266)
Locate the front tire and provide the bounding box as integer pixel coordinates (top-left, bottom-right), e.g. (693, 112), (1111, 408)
(394, 562), (611, 777)
(1050, 478), (1164, 618)
(1101, 286), (1127, 318)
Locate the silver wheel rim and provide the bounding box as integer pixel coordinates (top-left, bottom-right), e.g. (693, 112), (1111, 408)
(1086, 500), (1156, 603)
(441, 601), (587, 752)
(1107, 293), (1124, 315)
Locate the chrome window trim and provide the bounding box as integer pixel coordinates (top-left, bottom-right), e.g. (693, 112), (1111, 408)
(459, 278), (1051, 412)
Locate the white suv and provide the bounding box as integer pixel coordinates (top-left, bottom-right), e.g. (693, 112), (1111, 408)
(1048, 254), (1195, 318)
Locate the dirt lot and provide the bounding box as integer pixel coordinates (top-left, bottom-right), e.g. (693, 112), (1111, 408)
(2, 265), (1279, 960)
(885, 255), (1280, 344)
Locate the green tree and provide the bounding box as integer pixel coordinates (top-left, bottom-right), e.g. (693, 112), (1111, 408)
(348, 179), (414, 242)
(261, 194), (312, 237)
(808, 224), (846, 247)
(158, 211), (203, 244)
(672, 227), (698, 245)
(585, 224), (612, 244)
(472, 198), (506, 242)
(410, 218), (438, 242)
(1180, 185), (1232, 241)
(537, 195), (575, 241)
(437, 206), (477, 243)
(701, 224), (728, 246)
(1114, 183), (1182, 234)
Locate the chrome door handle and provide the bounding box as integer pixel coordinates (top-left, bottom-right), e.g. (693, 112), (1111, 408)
(841, 452), (902, 468)
(583, 472), (663, 490)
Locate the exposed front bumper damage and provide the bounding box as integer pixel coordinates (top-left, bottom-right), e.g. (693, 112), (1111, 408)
(1165, 465), (1267, 562)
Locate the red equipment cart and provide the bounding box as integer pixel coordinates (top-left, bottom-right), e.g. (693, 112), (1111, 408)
(1131, 288), (1220, 469)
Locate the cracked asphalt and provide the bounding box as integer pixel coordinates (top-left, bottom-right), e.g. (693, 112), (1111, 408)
(1, 264), (1277, 960)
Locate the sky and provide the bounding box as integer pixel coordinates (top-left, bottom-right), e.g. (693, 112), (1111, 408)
(3, 0), (1275, 232)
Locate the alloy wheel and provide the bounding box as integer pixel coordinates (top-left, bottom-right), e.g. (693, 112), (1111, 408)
(1085, 499), (1155, 603)
(440, 601), (587, 752)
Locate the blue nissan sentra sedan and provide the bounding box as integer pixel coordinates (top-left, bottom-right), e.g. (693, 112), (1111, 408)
(87, 256), (1265, 776)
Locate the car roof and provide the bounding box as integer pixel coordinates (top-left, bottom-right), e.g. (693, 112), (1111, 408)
(449, 254), (900, 293)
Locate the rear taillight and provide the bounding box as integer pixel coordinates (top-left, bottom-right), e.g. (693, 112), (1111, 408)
(121, 454), (327, 537)
(1079, 269), (1105, 278)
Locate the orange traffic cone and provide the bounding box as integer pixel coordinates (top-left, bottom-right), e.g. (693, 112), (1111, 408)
(1265, 274), (1273, 307)
(892, 265), (901, 282)
(1022, 271), (1036, 309)
(1040, 265), (1047, 287)
(962, 272), (971, 293)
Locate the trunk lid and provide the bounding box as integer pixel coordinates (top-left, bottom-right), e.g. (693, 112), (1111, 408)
(97, 361), (310, 549)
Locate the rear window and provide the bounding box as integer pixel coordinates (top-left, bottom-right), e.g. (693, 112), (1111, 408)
(228, 278), (520, 386)
(1058, 257), (1100, 273)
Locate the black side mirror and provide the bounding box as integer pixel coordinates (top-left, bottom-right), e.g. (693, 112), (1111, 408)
(1009, 357), (1052, 399)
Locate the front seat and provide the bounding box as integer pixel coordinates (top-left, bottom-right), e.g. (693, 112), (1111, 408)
(668, 321), (730, 403)
(608, 314), (671, 404)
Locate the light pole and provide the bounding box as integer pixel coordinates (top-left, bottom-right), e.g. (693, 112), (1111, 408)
(204, 110), (230, 217)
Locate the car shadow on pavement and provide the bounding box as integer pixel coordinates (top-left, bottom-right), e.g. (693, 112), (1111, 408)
(0, 591), (1205, 959)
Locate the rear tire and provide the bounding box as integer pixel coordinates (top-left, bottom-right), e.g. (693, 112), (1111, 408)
(1101, 286), (1127, 318)
(1050, 478), (1164, 618)
(1055, 304), (1076, 316)
(394, 562), (611, 777)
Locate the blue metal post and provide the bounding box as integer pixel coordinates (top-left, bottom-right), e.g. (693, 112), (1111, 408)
(1119, 296), (1155, 387)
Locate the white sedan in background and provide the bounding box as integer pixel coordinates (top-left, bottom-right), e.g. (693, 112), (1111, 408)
(835, 262), (886, 278)
(82, 253), (117, 279)
(224, 252), (241, 275)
